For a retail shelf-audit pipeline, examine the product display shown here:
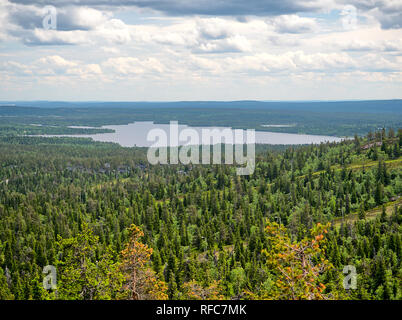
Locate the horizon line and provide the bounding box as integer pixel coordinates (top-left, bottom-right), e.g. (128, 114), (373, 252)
(1, 99), (402, 104)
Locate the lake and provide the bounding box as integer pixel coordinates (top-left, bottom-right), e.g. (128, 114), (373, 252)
(41, 121), (344, 147)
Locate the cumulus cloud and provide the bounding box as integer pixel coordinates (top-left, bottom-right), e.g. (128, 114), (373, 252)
(0, 55), (103, 79)
(2, 0), (402, 100)
(341, 40), (383, 52)
(21, 29), (90, 45)
(128, 17), (258, 53)
(3, 0), (402, 51)
(224, 51), (356, 74)
(36, 55), (103, 77)
(192, 18), (254, 53)
(0, 1), (10, 41)
(37, 55), (77, 68)
(7, 2), (111, 31)
(194, 35), (252, 53)
(9, 14), (131, 45)
(196, 18), (234, 39)
(271, 15), (318, 33)
(336, 0), (402, 29)
(102, 57), (165, 75)
(341, 40), (402, 52)
(5, 0), (402, 33)
(376, 11), (402, 29)
(93, 18), (132, 44)
(0, 60), (34, 76)
(56, 6), (112, 31)
(2, 0), (131, 45)
(207, 51), (401, 75)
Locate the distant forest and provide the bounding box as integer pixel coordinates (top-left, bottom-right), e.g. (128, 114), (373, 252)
(1, 100), (401, 136)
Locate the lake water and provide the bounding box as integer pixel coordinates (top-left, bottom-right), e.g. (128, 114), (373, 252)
(41, 121), (344, 147)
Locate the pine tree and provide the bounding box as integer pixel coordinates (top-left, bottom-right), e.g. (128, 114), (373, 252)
(55, 223), (123, 300)
(375, 183), (384, 205)
(380, 205), (387, 223)
(167, 270), (178, 299)
(358, 204), (366, 220)
(0, 267), (14, 300)
(120, 224), (167, 300)
(261, 222), (333, 300)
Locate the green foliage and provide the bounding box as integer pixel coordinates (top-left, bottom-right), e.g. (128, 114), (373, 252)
(0, 267), (14, 299)
(55, 223), (123, 300)
(0, 128), (400, 300)
(261, 222), (332, 300)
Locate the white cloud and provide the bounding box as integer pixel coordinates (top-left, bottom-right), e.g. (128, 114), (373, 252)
(37, 55), (77, 68)
(0, 60), (33, 76)
(35, 56), (104, 79)
(272, 15), (318, 33)
(1, 55), (103, 81)
(336, 0), (402, 29)
(1, 0), (402, 100)
(102, 57), (165, 75)
(6, 2), (111, 31)
(341, 39), (402, 52)
(194, 35), (252, 53)
(58, 7), (112, 31)
(94, 19), (132, 44)
(0, 0), (10, 41)
(196, 18), (234, 39)
(226, 51), (349, 73)
(22, 28), (92, 45)
(200, 50), (400, 75)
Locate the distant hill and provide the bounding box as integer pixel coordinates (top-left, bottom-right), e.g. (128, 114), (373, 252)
(1, 99), (402, 114)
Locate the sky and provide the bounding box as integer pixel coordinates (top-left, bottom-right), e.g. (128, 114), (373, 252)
(1, 0), (402, 101)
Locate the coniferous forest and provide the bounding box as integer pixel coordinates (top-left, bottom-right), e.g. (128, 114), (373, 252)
(0, 127), (401, 300)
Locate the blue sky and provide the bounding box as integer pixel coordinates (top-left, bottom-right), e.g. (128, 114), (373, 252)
(1, 0), (402, 101)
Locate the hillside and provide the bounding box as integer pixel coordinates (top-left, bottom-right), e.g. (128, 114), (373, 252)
(0, 129), (401, 300)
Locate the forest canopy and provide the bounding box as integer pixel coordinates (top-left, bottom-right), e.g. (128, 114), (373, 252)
(0, 128), (401, 300)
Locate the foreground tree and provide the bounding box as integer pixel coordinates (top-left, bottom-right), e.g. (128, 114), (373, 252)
(119, 225), (167, 300)
(55, 223), (123, 300)
(261, 222), (333, 300)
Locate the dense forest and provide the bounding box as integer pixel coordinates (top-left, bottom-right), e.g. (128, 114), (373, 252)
(0, 127), (401, 300)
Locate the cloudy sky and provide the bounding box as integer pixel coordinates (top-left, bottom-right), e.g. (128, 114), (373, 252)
(1, 0), (402, 101)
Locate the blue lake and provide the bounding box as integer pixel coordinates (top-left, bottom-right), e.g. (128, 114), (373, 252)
(41, 121), (344, 147)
